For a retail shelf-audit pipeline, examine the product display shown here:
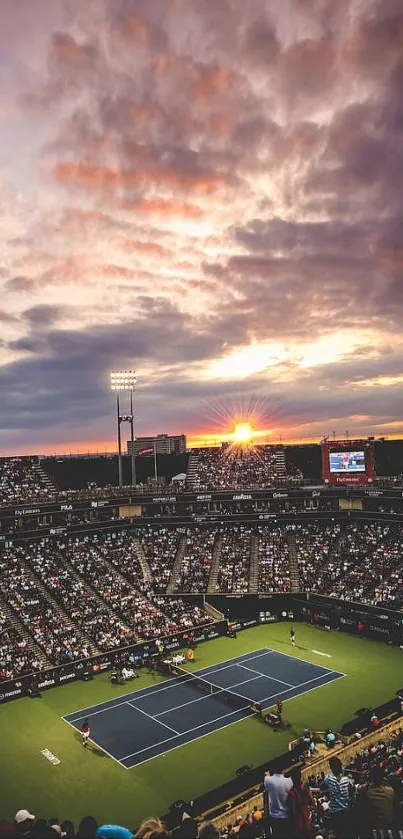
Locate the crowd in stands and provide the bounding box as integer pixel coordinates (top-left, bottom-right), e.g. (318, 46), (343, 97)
(300, 727), (403, 837)
(26, 541), (131, 652)
(2, 517), (403, 681)
(258, 527), (290, 593)
(293, 522), (343, 594)
(293, 521), (403, 610)
(98, 531), (209, 636)
(0, 814), (179, 839)
(178, 527), (216, 593)
(0, 548), (91, 666)
(217, 525), (252, 593)
(0, 458), (55, 504)
(0, 607), (43, 681)
(189, 446), (288, 491)
(0, 530), (212, 677)
(137, 526), (182, 592)
(148, 595), (209, 632)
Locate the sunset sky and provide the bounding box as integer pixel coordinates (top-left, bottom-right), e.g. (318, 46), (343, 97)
(1, 0), (403, 454)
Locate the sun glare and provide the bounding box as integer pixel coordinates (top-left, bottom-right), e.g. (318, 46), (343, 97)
(232, 422), (253, 444)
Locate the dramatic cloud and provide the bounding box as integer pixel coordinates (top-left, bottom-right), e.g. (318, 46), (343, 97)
(1, 0), (403, 452)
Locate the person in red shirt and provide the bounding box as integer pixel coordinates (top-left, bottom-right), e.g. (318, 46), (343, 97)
(276, 698), (283, 719)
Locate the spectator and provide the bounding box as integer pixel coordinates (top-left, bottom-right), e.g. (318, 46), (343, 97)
(264, 764), (293, 838)
(320, 757), (355, 838)
(359, 765), (395, 834)
(60, 823), (74, 838)
(196, 824), (219, 839)
(325, 729), (336, 749)
(135, 820), (169, 839)
(75, 817), (98, 839)
(287, 767), (313, 839)
(95, 826), (133, 839)
(14, 812), (35, 838)
(174, 813), (198, 839)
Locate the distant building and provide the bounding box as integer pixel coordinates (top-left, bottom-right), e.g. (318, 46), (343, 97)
(127, 434), (186, 456)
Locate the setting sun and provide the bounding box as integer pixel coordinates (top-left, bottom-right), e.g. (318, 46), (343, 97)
(232, 422), (253, 444)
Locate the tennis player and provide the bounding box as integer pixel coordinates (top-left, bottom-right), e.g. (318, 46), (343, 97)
(290, 627), (296, 648)
(82, 718), (90, 747)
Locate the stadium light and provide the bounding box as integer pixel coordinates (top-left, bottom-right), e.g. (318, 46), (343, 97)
(110, 370), (137, 487)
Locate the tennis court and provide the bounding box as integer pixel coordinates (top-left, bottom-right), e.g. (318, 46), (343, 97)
(63, 647), (344, 769)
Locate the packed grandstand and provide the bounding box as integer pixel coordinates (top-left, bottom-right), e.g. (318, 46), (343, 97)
(1, 444), (403, 838)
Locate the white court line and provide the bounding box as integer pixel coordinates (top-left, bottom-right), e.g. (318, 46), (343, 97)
(264, 647), (346, 677)
(121, 703), (251, 761)
(121, 672), (346, 769)
(63, 645), (341, 722)
(68, 699), (135, 723)
(267, 671), (343, 700)
(61, 715), (129, 770)
(67, 649), (276, 723)
(63, 648), (272, 720)
(124, 671), (343, 758)
(126, 701), (179, 735)
(238, 662), (293, 688)
(154, 674), (264, 717)
(199, 649), (274, 678)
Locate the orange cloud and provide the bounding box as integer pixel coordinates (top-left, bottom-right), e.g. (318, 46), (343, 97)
(123, 197), (204, 218)
(54, 161), (226, 195)
(194, 64), (232, 102)
(117, 238), (171, 258)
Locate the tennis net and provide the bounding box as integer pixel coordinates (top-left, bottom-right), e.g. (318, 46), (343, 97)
(168, 663), (260, 716)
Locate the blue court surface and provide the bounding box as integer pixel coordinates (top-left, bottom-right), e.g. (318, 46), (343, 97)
(63, 648), (345, 769)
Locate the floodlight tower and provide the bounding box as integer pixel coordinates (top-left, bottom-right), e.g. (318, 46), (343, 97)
(110, 370), (137, 487)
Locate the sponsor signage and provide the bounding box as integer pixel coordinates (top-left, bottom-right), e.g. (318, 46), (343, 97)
(59, 672), (76, 683)
(0, 687), (23, 702)
(0, 620), (228, 703)
(232, 494), (252, 500)
(152, 497), (177, 503)
(41, 748), (60, 766)
(14, 507), (41, 516)
(38, 678), (56, 689)
(196, 495), (211, 501)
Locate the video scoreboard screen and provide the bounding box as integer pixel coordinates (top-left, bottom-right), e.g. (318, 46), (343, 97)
(329, 450), (366, 473)
(322, 440), (374, 485)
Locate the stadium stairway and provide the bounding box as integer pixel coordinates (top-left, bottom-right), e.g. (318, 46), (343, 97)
(0, 592), (50, 670)
(23, 557), (99, 657)
(248, 532), (259, 593)
(34, 459), (57, 495)
(207, 533), (224, 593)
(166, 534), (187, 593)
(286, 530), (301, 593)
(131, 538), (153, 585)
(185, 450), (199, 489)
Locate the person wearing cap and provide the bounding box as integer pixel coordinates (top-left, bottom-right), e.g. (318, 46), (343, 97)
(14, 811), (35, 837)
